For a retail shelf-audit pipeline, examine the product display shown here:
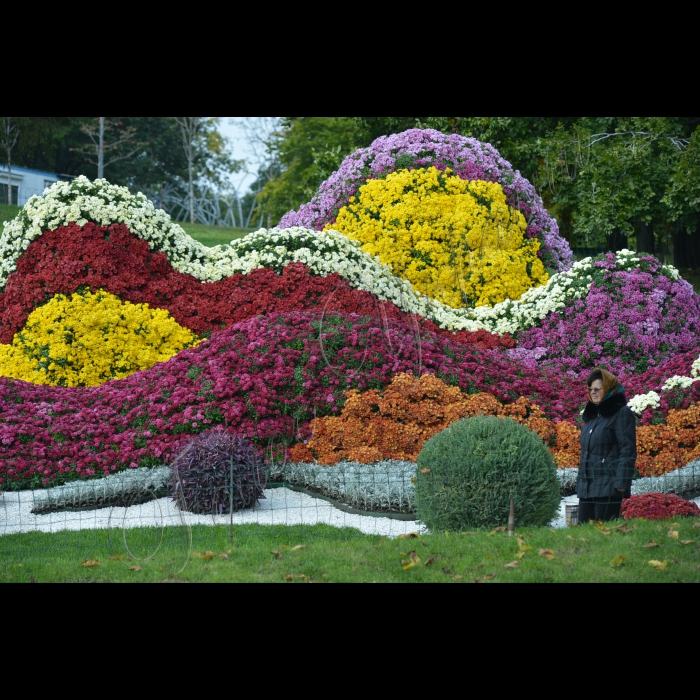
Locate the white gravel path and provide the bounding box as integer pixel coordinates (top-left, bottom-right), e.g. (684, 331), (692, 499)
(0, 488), (424, 539)
(2, 491), (696, 540)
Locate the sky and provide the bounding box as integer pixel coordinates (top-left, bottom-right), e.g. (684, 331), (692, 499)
(218, 117), (279, 193)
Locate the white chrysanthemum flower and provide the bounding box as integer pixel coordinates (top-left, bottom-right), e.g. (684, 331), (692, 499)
(628, 392), (661, 416)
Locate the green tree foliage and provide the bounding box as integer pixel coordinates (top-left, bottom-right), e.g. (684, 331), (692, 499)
(258, 117), (357, 223)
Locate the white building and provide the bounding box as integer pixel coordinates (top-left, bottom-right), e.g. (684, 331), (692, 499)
(0, 165), (60, 207)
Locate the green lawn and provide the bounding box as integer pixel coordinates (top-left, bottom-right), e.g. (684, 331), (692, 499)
(2, 520), (699, 583)
(2, 202), (252, 247)
(179, 222), (253, 247)
(1, 204), (21, 223)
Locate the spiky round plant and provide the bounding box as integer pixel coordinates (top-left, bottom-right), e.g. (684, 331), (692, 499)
(170, 429), (265, 515)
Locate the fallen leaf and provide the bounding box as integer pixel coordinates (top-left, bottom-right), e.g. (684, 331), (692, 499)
(610, 556), (627, 569)
(614, 524), (637, 534)
(692, 523), (700, 530)
(517, 536), (533, 553)
(398, 532), (420, 540)
(649, 560), (669, 572)
(488, 527), (507, 537)
(81, 560), (101, 568)
(599, 528), (612, 536)
(424, 558), (435, 567)
(410, 478), (417, 484)
(290, 545), (307, 552)
(271, 551), (283, 560)
(539, 549), (556, 561)
(516, 551), (528, 560)
(283, 574), (309, 582)
(402, 551), (421, 570)
(668, 530), (679, 540)
(219, 554), (230, 561)
(475, 575), (497, 584)
(680, 540), (695, 546)
(129, 566), (144, 572)
(108, 555), (131, 562)
(227, 550), (232, 555)
(550, 530), (557, 535)
(643, 542), (660, 549)
(419, 468), (432, 475)
(505, 562), (520, 570)
(192, 551), (216, 561)
(452, 575), (463, 582)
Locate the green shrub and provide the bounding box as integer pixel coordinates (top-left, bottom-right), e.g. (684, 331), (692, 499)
(415, 416), (561, 531)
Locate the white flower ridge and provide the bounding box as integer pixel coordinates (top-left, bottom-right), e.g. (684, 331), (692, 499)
(0, 178), (692, 346)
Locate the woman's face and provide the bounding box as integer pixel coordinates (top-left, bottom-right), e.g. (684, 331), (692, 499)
(590, 379), (605, 406)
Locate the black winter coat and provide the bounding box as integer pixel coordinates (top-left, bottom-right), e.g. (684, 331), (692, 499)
(577, 393), (637, 499)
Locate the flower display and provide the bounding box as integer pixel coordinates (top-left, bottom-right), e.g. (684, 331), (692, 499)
(288, 372), (700, 478)
(622, 493), (700, 521)
(328, 167), (548, 308)
(0, 289), (198, 387)
(279, 128), (574, 272)
(290, 373), (578, 468)
(0, 311), (591, 490)
(514, 252), (700, 377)
(2, 171), (700, 498)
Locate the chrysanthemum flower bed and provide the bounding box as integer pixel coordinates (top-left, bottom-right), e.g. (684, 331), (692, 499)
(0, 311), (582, 490)
(279, 128), (573, 272)
(0, 289), (198, 387)
(2, 137), (700, 498)
(328, 167), (548, 308)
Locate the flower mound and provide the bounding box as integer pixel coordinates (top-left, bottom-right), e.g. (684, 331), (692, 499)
(514, 252), (700, 377)
(0, 289), (198, 387)
(0, 311), (586, 491)
(171, 429), (265, 515)
(622, 493), (700, 521)
(328, 167), (548, 308)
(280, 128), (573, 272)
(291, 373), (580, 468)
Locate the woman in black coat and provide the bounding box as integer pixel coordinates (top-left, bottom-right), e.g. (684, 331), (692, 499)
(578, 368), (637, 523)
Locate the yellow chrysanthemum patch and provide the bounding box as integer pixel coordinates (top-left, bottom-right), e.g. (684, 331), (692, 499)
(0, 289), (200, 387)
(327, 167), (549, 308)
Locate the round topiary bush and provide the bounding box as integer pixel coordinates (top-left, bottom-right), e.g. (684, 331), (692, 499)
(170, 429), (265, 515)
(415, 416), (561, 531)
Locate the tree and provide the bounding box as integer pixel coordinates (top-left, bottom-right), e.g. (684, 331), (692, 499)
(1, 118), (19, 215)
(173, 117), (207, 224)
(73, 117), (145, 179)
(0, 117), (77, 214)
(258, 117), (357, 224)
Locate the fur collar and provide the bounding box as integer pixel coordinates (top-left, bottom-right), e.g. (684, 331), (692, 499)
(582, 392), (628, 423)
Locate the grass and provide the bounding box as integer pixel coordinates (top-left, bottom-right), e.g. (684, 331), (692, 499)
(2, 204), (21, 223)
(2, 520), (699, 583)
(2, 202), (252, 248)
(178, 222), (253, 247)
